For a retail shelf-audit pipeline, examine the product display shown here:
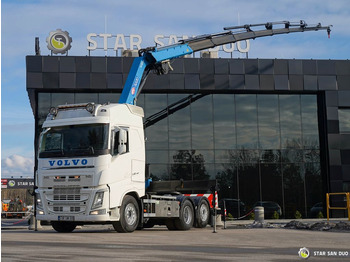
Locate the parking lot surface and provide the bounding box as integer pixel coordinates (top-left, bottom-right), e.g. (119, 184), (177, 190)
(2, 222), (350, 262)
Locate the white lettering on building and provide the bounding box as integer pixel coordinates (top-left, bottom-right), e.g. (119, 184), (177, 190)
(87, 34), (250, 54)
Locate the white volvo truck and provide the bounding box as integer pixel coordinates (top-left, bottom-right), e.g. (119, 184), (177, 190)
(35, 21), (331, 232)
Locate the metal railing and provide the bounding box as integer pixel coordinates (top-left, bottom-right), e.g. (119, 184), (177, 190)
(326, 192), (350, 221)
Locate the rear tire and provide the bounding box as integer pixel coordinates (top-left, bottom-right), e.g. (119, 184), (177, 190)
(174, 200), (194, 230)
(165, 219), (177, 230)
(51, 221), (76, 233)
(113, 195), (139, 233)
(195, 198), (210, 228)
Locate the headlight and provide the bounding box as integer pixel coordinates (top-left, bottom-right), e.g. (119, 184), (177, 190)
(92, 191), (104, 210)
(36, 193), (43, 210)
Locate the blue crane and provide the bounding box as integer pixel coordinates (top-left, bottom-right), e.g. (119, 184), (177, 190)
(119, 20), (331, 105)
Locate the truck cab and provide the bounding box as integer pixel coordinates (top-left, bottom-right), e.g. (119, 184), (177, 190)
(36, 103), (145, 231)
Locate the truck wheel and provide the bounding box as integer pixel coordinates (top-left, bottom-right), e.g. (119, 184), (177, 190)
(51, 221), (76, 233)
(174, 199), (194, 230)
(113, 195), (139, 233)
(195, 198), (210, 228)
(165, 219), (177, 230)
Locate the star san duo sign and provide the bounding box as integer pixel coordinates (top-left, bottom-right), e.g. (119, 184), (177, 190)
(86, 33), (250, 54)
(45, 29), (250, 55)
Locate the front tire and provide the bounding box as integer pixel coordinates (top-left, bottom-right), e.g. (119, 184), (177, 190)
(113, 195), (139, 233)
(51, 221), (76, 233)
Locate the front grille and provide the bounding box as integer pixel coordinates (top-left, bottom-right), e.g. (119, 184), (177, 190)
(53, 187), (80, 201)
(45, 187), (89, 214)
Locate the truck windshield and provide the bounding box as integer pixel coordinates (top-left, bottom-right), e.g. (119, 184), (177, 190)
(39, 124), (109, 158)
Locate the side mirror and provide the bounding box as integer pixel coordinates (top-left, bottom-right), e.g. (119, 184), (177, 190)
(118, 129), (127, 154)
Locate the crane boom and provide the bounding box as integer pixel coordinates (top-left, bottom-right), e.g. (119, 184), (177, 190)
(119, 20), (331, 105)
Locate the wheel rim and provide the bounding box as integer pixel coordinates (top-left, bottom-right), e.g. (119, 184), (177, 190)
(199, 203), (209, 222)
(125, 203), (137, 225)
(183, 205), (192, 224)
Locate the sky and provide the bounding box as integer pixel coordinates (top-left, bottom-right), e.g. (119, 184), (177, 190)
(1, 0), (350, 178)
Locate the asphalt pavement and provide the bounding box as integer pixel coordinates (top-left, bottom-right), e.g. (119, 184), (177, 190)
(2, 218), (350, 261)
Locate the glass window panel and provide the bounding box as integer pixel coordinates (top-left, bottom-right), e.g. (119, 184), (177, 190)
(136, 93), (145, 109)
(301, 95), (318, 131)
(215, 150), (236, 163)
(191, 95), (213, 149)
(281, 149), (303, 163)
(98, 93), (120, 104)
(260, 163), (283, 218)
(279, 95), (302, 148)
(51, 93), (74, 107)
(283, 163), (306, 218)
(260, 150), (281, 163)
(339, 109), (350, 133)
(236, 150), (259, 164)
(302, 133), (319, 150)
(75, 93), (98, 104)
(148, 164), (169, 181)
(168, 94), (191, 149)
(213, 94), (235, 149)
(258, 127), (280, 149)
(38, 93), (51, 126)
(236, 95), (258, 149)
(169, 150), (192, 164)
(144, 94), (168, 150)
(215, 165), (238, 202)
(238, 164), (260, 208)
(170, 163), (192, 180)
(257, 95), (280, 149)
(193, 163), (212, 181)
(305, 162), (323, 218)
(145, 150), (169, 164)
(304, 150), (320, 163)
(194, 150), (214, 164)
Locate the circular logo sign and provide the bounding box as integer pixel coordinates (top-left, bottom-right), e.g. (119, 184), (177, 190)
(8, 180), (15, 187)
(46, 29), (72, 54)
(298, 247), (310, 259)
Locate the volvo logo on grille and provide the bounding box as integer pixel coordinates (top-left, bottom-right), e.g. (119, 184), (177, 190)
(48, 159), (88, 167)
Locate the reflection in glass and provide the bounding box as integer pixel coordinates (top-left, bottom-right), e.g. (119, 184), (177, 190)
(339, 109), (350, 133)
(305, 162), (322, 217)
(283, 163), (305, 218)
(279, 95), (302, 149)
(238, 164), (259, 209)
(213, 95), (235, 149)
(52, 93), (74, 107)
(191, 95), (213, 149)
(236, 95), (258, 149)
(36, 91), (323, 219)
(168, 94), (191, 149)
(258, 95), (280, 149)
(144, 94), (168, 150)
(148, 164), (169, 181)
(75, 93), (98, 104)
(38, 93), (51, 126)
(260, 163), (283, 218)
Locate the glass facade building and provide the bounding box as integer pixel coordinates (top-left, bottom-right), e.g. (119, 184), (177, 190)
(27, 56), (350, 218)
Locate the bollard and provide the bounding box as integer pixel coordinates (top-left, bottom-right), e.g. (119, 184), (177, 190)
(216, 211), (224, 227)
(28, 214), (42, 230)
(254, 206), (264, 223)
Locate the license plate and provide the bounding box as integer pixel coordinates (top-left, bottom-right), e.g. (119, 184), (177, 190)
(58, 216), (74, 221)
